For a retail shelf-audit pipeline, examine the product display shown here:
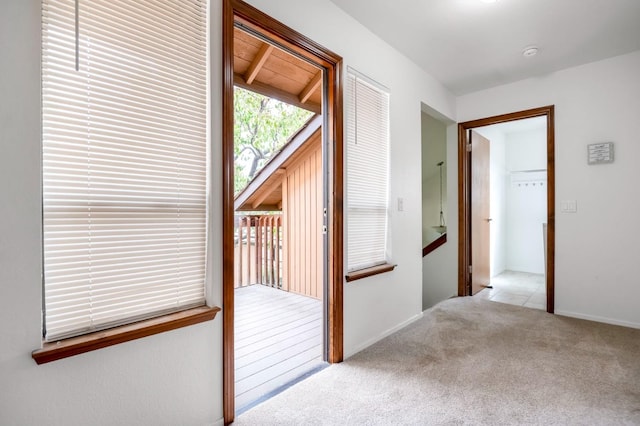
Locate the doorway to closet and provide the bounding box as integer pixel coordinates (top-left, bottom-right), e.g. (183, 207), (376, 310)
(458, 106), (555, 313)
(472, 117), (548, 309)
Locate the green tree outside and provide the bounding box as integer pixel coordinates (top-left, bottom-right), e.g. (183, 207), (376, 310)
(234, 87), (314, 194)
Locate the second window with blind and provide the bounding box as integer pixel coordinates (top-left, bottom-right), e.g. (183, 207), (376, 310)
(346, 69), (391, 274)
(41, 0), (209, 341)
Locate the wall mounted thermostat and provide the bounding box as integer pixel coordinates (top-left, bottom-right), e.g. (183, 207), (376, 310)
(588, 142), (614, 165)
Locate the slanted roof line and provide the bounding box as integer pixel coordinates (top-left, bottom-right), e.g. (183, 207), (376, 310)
(234, 114), (322, 211)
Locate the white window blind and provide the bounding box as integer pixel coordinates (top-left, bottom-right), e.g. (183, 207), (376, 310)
(42, 0), (208, 341)
(346, 70), (390, 272)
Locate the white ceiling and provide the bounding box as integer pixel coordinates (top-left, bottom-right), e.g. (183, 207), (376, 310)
(329, 0), (640, 95)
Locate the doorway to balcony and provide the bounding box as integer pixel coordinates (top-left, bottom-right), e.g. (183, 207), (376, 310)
(233, 105), (325, 410)
(222, 1), (344, 422)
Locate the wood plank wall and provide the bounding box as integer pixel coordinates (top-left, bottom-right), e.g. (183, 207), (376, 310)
(282, 133), (323, 300)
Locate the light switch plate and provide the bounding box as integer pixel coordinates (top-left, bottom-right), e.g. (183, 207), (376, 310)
(561, 200), (577, 213)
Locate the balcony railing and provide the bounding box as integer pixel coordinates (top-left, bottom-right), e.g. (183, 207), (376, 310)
(234, 214), (283, 289)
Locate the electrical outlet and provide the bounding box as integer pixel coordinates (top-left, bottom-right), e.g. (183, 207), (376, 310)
(397, 197), (404, 212)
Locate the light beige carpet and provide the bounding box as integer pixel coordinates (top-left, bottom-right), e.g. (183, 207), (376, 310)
(235, 297), (640, 425)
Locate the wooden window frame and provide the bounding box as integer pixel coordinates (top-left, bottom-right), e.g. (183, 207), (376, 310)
(345, 70), (391, 274)
(345, 263), (396, 283)
(32, 306), (220, 364)
(34, 0), (218, 364)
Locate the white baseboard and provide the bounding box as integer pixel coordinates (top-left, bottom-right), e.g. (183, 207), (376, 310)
(212, 417), (224, 426)
(555, 310), (640, 330)
(344, 312), (424, 359)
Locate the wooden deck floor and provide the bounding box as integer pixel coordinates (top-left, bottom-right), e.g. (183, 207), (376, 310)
(235, 285), (325, 410)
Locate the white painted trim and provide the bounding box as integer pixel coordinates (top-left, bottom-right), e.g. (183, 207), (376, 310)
(344, 312), (424, 359)
(212, 418), (224, 426)
(555, 310), (640, 330)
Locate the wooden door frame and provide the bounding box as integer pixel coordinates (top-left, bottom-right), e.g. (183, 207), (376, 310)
(458, 106), (555, 313)
(222, 0), (344, 423)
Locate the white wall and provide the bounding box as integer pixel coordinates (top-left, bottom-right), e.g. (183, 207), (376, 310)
(421, 113), (447, 247)
(506, 129), (547, 172)
(422, 123), (459, 310)
(422, 173), (442, 244)
(242, 0), (456, 357)
(457, 50), (640, 328)
(0, 1), (224, 425)
(421, 112), (455, 311)
(0, 0), (457, 424)
(505, 129), (547, 274)
(474, 125), (547, 277)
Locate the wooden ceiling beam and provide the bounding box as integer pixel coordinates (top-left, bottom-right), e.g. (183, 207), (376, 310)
(234, 73), (321, 114)
(299, 71), (322, 104)
(244, 43), (274, 85)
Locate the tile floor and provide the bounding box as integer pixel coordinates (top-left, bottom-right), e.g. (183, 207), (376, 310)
(476, 270), (546, 310)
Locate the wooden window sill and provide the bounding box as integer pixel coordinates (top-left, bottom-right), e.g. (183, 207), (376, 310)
(32, 305), (221, 365)
(345, 263), (396, 283)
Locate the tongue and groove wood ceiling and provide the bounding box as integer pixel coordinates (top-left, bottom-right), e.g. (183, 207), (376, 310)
(233, 27), (322, 114)
(233, 27), (323, 211)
